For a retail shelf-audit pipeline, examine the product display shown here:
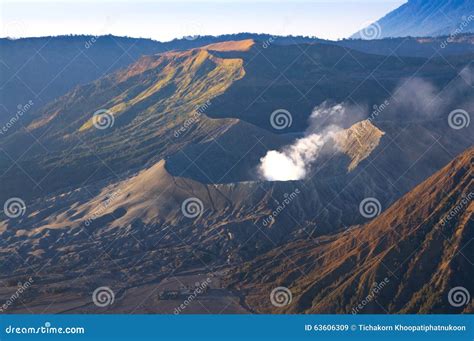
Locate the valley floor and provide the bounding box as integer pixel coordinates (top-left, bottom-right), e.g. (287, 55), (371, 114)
(0, 266), (250, 314)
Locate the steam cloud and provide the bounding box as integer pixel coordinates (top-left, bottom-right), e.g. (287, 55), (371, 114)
(259, 102), (363, 181)
(259, 69), (474, 182)
(258, 133), (330, 181)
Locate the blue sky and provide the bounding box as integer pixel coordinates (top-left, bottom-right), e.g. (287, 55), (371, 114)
(0, 0), (405, 41)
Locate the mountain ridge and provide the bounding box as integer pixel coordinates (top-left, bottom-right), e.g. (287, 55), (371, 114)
(0, 38), (472, 313)
(228, 146), (473, 314)
(353, 0), (474, 39)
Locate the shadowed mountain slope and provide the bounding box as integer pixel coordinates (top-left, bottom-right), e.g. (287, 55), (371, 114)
(0, 34), (326, 130)
(353, 0), (474, 39)
(0, 38), (473, 313)
(338, 34), (474, 58)
(4, 33), (474, 135)
(229, 147), (474, 314)
(0, 39), (472, 233)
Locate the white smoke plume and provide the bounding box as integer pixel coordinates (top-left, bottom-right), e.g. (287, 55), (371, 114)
(258, 131), (333, 181)
(259, 102), (363, 181)
(390, 78), (442, 117)
(387, 69), (474, 120)
(259, 69), (474, 182)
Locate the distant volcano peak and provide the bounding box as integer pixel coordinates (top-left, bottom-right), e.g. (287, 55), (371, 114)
(352, 0), (474, 39)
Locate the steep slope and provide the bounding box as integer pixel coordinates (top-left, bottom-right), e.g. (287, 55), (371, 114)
(0, 118), (391, 274)
(0, 41), (262, 201)
(335, 120), (385, 171)
(0, 119), (396, 313)
(3, 32), (474, 134)
(0, 39), (473, 313)
(0, 33), (331, 128)
(0, 36), (165, 128)
(229, 147), (473, 314)
(0, 39), (472, 235)
(0, 35), (275, 134)
(353, 0), (474, 39)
